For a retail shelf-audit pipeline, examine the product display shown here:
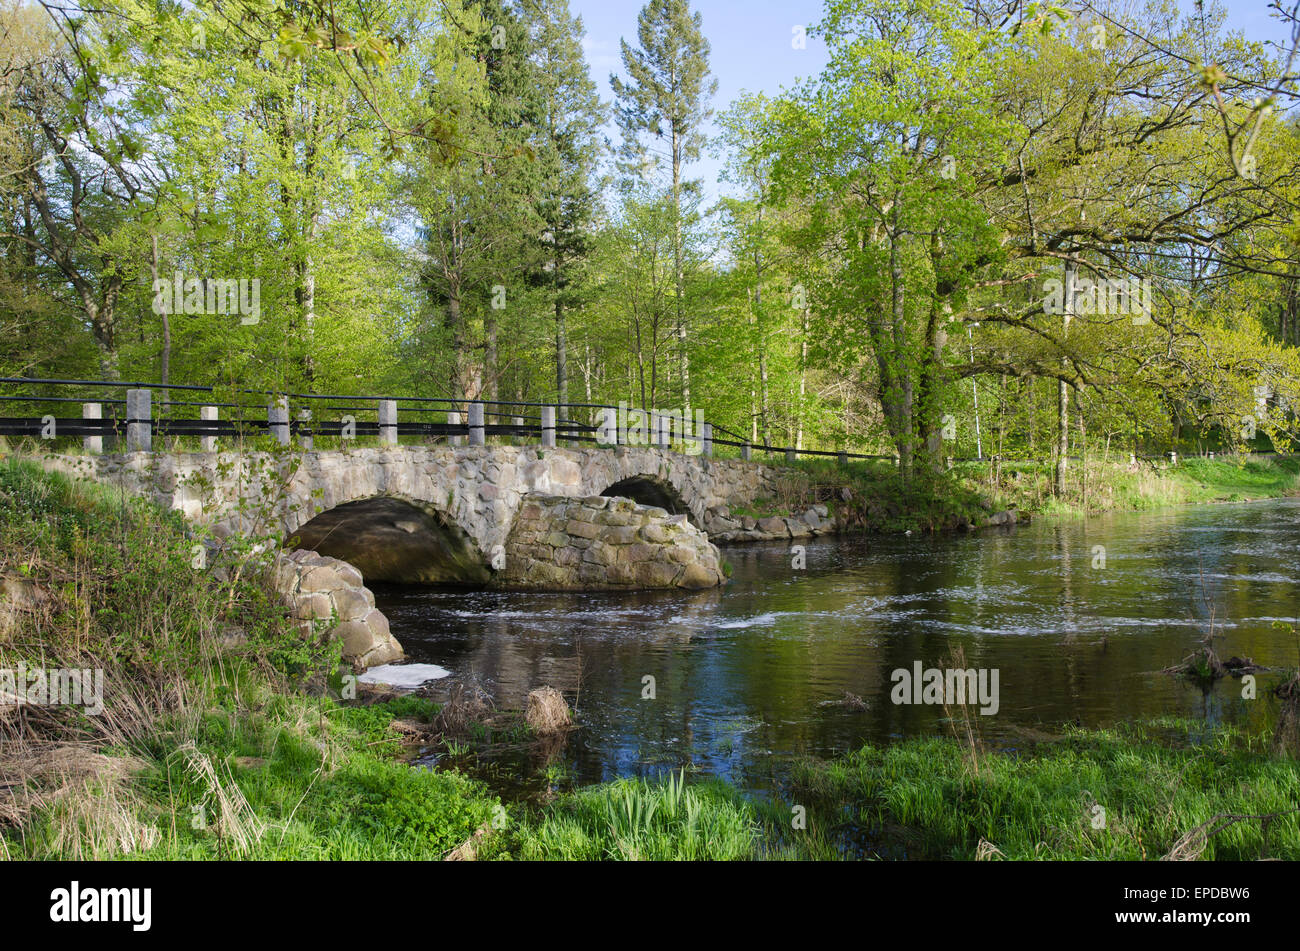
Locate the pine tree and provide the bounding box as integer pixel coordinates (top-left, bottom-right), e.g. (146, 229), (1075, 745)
(610, 0), (716, 414)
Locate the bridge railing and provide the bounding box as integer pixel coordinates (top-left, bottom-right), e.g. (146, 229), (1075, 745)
(2, 377), (894, 464)
(7, 377), (1245, 467)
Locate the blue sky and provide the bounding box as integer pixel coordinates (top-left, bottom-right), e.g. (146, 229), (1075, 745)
(569, 0), (1290, 204)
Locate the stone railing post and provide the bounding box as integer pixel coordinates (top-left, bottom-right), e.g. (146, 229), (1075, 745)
(447, 410), (464, 447)
(701, 422), (712, 458)
(378, 399), (397, 445)
(596, 407), (618, 447)
(541, 406), (556, 448)
(741, 441), (751, 461)
(1168, 450), (1178, 467)
(268, 396), (289, 446)
(785, 448), (797, 464)
(654, 412), (670, 451)
(125, 388), (151, 452)
(82, 402), (102, 454)
(468, 401), (485, 446)
(200, 406), (219, 452)
(297, 408), (312, 451)
(838, 450), (848, 466)
(513, 416), (524, 445)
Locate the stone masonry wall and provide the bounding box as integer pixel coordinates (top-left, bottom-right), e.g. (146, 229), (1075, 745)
(43, 446), (782, 557)
(708, 504), (837, 542)
(273, 549), (403, 668)
(498, 495), (726, 590)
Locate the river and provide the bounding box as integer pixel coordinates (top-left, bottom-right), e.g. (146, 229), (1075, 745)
(371, 497), (1300, 797)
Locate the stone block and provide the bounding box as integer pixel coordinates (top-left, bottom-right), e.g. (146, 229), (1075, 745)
(566, 520), (601, 539)
(298, 565), (344, 594)
(678, 562), (720, 589)
(634, 561), (678, 587)
(330, 586), (371, 622)
(293, 593), (333, 620)
(640, 524), (669, 543)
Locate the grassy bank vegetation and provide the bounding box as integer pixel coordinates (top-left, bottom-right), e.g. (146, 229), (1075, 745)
(790, 721), (1300, 860)
(993, 455), (1300, 518)
(731, 454), (1300, 532)
(0, 457), (505, 859)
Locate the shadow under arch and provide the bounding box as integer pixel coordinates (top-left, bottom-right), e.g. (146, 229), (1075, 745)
(600, 475), (698, 527)
(288, 496), (490, 585)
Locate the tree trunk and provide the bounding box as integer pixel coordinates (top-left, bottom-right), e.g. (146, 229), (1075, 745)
(796, 308), (809, 451)
(1055, 264), (1074, 497)
(152, 234), (169, 412)
(890, 225), (913, 480)
(672, 127), (689, 413)
(555, 297), (568, 422)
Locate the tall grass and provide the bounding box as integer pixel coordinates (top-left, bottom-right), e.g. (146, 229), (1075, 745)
(508, 770), (759, 860)
(790, 723), (1300, 860)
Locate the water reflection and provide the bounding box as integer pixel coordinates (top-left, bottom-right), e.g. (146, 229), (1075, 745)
(372, 498), (1300, 794)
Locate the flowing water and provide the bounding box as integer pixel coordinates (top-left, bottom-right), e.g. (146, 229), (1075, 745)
(371, 498), (1300, 797)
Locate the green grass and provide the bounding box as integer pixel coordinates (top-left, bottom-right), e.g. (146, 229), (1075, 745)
(789, 722), (1300, 860)
(1169, 456), (1300, 502)
(490, 769), (760, 861)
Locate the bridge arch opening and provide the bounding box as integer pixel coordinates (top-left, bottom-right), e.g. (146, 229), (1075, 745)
(288, 496), (491, 585)
(600, 476), (697, 526)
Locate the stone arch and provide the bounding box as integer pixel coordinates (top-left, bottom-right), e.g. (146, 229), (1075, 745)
(287, 495), (491, 585)
(599, 474), (701, 528)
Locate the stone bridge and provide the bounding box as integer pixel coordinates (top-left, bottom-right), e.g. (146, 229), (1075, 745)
(46, 445), (788, 587)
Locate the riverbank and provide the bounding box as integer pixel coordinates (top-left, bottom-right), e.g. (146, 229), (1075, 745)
(1006, 455), (1300, 518)
(5, 457), (1299, 861)
(473, 718), (1300, 861)
(0, 458), (508, 859)
(739, 454), (1300, 534)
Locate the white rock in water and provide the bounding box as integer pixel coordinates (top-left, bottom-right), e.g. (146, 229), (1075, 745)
(357, 663), (451, 689)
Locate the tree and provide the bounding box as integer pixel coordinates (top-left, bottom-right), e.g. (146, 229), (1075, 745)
(528, 0), (605, 422)
(611, 0), (716, 413)
(772, 0), (1013, 478)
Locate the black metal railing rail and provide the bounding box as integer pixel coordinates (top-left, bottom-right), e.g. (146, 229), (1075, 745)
(0, 377), (897, 463)
(0, 377), (1278, 466)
